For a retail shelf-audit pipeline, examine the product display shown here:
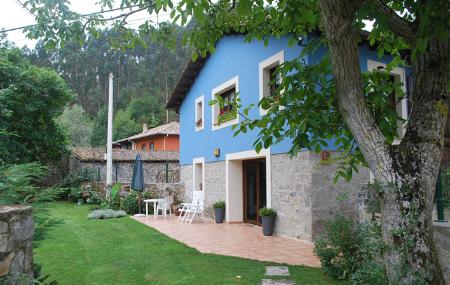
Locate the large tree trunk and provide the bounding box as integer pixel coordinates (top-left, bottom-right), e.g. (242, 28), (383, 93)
(319, 0), (448, 283)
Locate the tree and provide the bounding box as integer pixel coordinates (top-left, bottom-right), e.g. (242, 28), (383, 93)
(57, 104), (94, 147)
(113, 109), (141, 141)
(0, 47), (72, 164)
(24, 0), (448, 283)
(90, 107), (108, 147)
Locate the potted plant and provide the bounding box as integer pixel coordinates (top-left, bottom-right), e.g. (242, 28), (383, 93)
(213, 201), (226, 223)
(175, 204), (184, 216)
(259, 207), (277, 236)
(196, 118), (203, 127)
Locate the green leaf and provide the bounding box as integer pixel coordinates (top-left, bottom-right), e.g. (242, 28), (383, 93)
(44, 39), (57, 49)
(237, 0), (252, 15)
(255, 142), (262, 153)
(192, 51), (198, 61)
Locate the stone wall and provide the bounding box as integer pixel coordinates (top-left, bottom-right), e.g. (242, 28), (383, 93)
(180, 165), (193, 202)
(310, 152), (370, 240)
(179, 151), (369, 242)
(433, 223), (450, 284)
(271, 152), (313, 241)
(180, 162), (226, 217)
(204, 161), (226, 217)
(0, 206), (34, 284)
(69, 156), (180, 184)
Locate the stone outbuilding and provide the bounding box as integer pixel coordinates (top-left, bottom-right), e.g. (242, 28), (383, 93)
(69, 147), (180, 184)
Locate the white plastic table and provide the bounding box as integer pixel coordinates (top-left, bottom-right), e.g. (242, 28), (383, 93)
(144, 198), (164, 219)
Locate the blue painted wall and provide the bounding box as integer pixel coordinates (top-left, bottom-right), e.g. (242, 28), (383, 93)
(179, 35), (303, 165)
(178, 35), (410, 165)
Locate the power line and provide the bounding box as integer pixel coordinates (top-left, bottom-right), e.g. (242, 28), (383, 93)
(0, 4), (148, 34)
(14, 0), (35, 18)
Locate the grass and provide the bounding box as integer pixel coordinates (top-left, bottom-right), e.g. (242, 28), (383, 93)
(34, 202), (347, 285)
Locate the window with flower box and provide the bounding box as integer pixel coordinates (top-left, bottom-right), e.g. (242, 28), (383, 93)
(211, 76), (239, 131)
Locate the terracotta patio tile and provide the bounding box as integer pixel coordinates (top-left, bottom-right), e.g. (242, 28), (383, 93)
(131, 215), (321, 267)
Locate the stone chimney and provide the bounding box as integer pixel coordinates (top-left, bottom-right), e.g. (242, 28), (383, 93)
(143, 123), (148, 132)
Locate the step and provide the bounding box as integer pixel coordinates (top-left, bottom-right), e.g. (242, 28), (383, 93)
(261, 279), (295, 285)
(265, 266), (290, 276)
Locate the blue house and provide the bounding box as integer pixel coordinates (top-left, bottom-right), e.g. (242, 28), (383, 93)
(166, 34), (410, 241)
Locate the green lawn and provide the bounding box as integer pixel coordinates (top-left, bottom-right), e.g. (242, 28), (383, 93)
(34, 202), (346, 285)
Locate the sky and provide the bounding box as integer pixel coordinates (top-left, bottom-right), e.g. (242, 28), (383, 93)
(1, 0), (372, 49)
(0, 0), (169, 48)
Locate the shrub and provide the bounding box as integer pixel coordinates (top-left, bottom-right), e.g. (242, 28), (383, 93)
(67, 187), (83, 202)
(120, 191), (155, 214)
(213, 201), (225, 208)
(87, 209), (127, 219)
(121, 193), (140, 214)
(59, 168), (99, 188)
(34, 187), (65, 202)
(68, 185), (101, 204)
(0, 163), (47, 204)
(258, 207), (277, 218)
(314, 215), (386, 284)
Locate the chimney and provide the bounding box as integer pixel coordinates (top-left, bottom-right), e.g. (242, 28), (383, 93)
(143, 123), (148, 132)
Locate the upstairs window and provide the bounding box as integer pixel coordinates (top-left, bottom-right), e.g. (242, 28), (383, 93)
(219, 88), (236, 116)
(141, 143), (147, 151)
(195, 96), (204, 131)
(259, 51), (284, 115)
(269, 66), (281, 97)
(367, 60), (408, 143)
(149, 143), (154, 151)
(211, 76), (239, 131)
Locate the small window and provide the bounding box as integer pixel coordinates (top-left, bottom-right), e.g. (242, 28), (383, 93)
(367, 60), (407, 143)
(195, 96), (204, 131)
(141, 143), (147, 151)
(259, 50), (284, 115)
(211, 76), (239, 131)
(149, 143), (154, 151)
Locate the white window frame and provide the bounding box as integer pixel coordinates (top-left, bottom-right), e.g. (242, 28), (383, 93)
(211, 76), (240, 131)
(193, 157), (205, 193)
(195, 95), (205, 131)
(367, 60), (408, 144)
(259, 50), (285, 115)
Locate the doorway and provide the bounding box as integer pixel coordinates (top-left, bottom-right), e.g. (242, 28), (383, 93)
(243, 159), (267, 225)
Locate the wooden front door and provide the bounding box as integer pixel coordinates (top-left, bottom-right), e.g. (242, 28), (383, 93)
(243, 159), (267, 225)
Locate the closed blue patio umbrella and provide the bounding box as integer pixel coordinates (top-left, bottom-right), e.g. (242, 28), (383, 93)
(131, 154), (145, 216)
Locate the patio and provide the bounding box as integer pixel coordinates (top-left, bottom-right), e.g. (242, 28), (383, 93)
(132, 215), (321, 267)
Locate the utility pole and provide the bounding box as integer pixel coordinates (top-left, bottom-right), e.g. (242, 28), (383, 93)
(106, 73), (114, 191)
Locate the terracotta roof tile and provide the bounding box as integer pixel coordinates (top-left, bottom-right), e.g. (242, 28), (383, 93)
(71, 147), (179, 162)
(113, 122), (179, 143)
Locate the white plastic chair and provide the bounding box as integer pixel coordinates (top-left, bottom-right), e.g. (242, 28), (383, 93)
(177, 191), (207, 224)
(156, 195), (174, 218)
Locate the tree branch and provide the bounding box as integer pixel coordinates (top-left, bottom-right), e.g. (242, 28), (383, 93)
(373, 0), (415, 42)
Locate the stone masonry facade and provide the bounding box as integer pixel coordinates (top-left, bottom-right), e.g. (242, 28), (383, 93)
(180, 151), (369, 241)
(0, 206), (34, 285)
(309, 152), (369, 240)
(181, 161), (226, 217)
(69, 156), (180, 184)
(271, 152), (313, 241)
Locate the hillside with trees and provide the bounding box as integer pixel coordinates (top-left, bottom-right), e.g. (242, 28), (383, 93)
(23, 27), (190, 147)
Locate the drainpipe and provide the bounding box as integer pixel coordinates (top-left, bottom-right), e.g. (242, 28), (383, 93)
(165, 161), (169, 183)
(163, 134), (169, 150)
(435, 170), (447, 222)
